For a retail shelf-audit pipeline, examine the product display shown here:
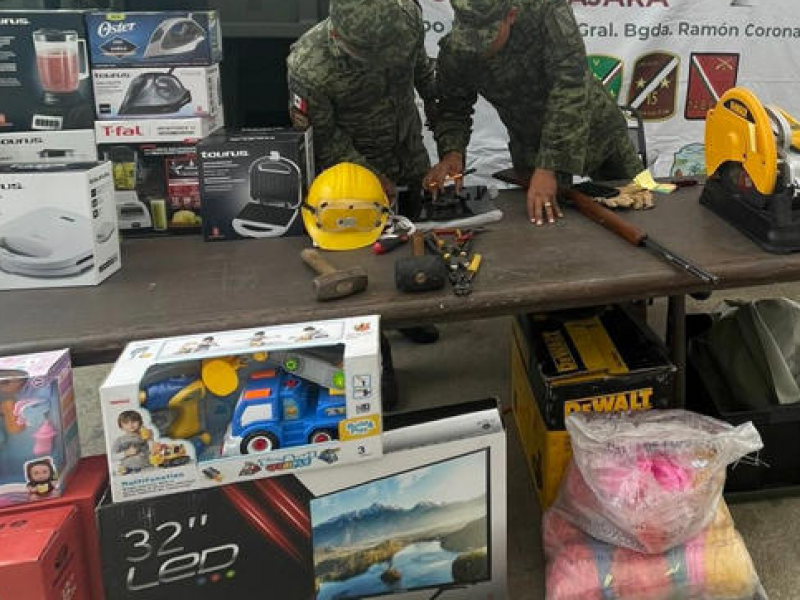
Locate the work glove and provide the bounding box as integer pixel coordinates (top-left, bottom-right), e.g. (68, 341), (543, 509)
(596, 183), (654, 210)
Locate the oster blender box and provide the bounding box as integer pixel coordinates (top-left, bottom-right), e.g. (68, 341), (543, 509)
(0, 11), (95, 132)
(0, 456), (110, 600)
(0, 505), (91, 600)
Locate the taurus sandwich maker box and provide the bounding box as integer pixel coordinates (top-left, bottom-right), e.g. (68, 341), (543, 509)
(198, 127), (313, 240)
(86, 11), (222, 67)
(98, 398), (507, 600)
(100, 316), (382, 503)
(0, 130), (97, 165)
(0, 10), (95, 133)
(0, 162), (120, 290)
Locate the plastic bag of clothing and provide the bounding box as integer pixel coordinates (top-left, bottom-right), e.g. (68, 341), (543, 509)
(690, 298), (800, 411)
(552, 410), (762, 553)
(544, 500), (766, 600)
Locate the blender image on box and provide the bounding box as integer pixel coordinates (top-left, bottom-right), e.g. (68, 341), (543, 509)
(32, 28), (91, 131)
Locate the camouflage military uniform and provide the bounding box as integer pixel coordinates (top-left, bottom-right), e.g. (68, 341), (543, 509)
(436, 0), (643, 181)
(286, 0), (435, 211)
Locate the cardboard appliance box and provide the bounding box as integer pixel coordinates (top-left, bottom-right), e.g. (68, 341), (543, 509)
(0, 506), (91, 600)
(0, 349), (80, 508)
(0, 456), (109, 600)
(98, 141), (202, 235)
(98, 398), (507, 600)
(0, 10), (95, 133)
(86, 11), (222, 67)
(515, 305), (676, 430)
(0, 130), (97, 164)
(92, 64), (221, 120)
(0, 162), (120, 290)
(511, 305), (676, 509)
(95, 112), (223, 143)
(100, 316), (383, 503)
(198, 127), (313, 240)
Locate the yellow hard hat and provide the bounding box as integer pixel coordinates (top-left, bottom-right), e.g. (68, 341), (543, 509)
(302, 162), (389, 250)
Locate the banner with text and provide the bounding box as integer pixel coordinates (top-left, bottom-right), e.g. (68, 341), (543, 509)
(420, 0), (800, 178)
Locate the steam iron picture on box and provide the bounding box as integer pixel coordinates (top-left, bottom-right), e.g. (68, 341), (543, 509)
(143, 16), (207, 59)
(0, 208), (96, 278)
(701, 87), (800, 253)
(232, 151), (303, 238)
(118, 70), (192, 116)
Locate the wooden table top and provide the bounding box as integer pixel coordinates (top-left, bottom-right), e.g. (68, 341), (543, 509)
(2, 184), (797, 364)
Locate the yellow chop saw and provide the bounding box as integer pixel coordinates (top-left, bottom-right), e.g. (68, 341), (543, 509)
(702, 87), (800, 253)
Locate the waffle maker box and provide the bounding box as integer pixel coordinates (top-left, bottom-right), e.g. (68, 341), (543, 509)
(86, 11), (222, 67)
(92, 64), (221, 120)
(0, 10), (96, 133)
(98, 399), (507, 600)
(198, 127), (313, 240)
(0, 162), (121, 290)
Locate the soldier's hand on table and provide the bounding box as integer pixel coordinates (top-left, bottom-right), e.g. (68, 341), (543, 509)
(423, 151), (464, 198)
(527, 168), (563, 226)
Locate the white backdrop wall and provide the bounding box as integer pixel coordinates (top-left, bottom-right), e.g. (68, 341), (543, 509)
(419, 0), (800, 179)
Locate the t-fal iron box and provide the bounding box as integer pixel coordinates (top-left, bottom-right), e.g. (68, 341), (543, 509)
(0, 162), (121, 290)
(86, 11), (222, 67)
(98, 399), (507, 600)
(0, 10), (95, 132)
(95, 112), (223, 144)
(198, 127), (313, 240)
(92, 64), (221, 120)
(98, 141), (202, 236)
(0, 130), (97, 165)
(0, 506), (91, 600)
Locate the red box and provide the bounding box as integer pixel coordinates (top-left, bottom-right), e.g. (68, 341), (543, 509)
(0, 506), (90, 600)
(0, 456), (109, 600)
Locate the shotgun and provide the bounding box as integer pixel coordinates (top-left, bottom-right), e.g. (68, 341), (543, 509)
(562, 187), (718, 284)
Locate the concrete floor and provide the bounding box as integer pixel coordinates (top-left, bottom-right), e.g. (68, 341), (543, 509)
(73, 295), (800, 599)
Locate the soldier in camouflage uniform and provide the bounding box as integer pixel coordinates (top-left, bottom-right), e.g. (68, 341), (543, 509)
(424, 0), (644, 226)
(286, 0), (435, 218)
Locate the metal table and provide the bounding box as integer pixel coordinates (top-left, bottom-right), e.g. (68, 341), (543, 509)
(1, 185), (796, 381)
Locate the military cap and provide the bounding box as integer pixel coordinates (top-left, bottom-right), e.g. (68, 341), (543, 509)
(329, 0), (423, 67)
(449, 0), (512, 55)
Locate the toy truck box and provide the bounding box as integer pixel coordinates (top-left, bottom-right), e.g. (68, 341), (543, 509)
(98, 398), (507, 600)
(0, 506), (91, 600)
(86, 11), (222, 67)
(100, 316), (383, 503)
(0, 10), (95, 133)
(0, 162), (121, 290)
(92, 64), (221, 121)
(0, 350), (80, 507)
(97, 140), (202, 235)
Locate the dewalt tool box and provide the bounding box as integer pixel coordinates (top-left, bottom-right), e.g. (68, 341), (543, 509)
(510, 305), (676, 509)
(515, 305), (676, 430)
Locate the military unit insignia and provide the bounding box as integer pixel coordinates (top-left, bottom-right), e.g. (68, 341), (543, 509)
(685, 53), (740, 120)
(627, 52), (680, 121)
(588, 55), (624, 100)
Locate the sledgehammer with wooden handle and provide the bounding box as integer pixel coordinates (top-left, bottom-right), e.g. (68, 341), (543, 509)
(301, 248), (368, 301)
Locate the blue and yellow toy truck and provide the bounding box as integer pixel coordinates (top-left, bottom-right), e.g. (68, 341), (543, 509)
(222, 367), (346, 455)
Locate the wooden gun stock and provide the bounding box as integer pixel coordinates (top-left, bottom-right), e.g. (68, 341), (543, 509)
(562, 187), (646, 247)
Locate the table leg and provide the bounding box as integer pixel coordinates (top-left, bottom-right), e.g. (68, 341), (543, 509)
(666, 294), (686, 408)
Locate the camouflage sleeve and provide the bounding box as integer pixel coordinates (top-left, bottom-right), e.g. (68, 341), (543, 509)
(414, 39), (437, 103)
(533, 0), (592, 174)
(287, 71), (371, 173)
(433, 39), (477, 159)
